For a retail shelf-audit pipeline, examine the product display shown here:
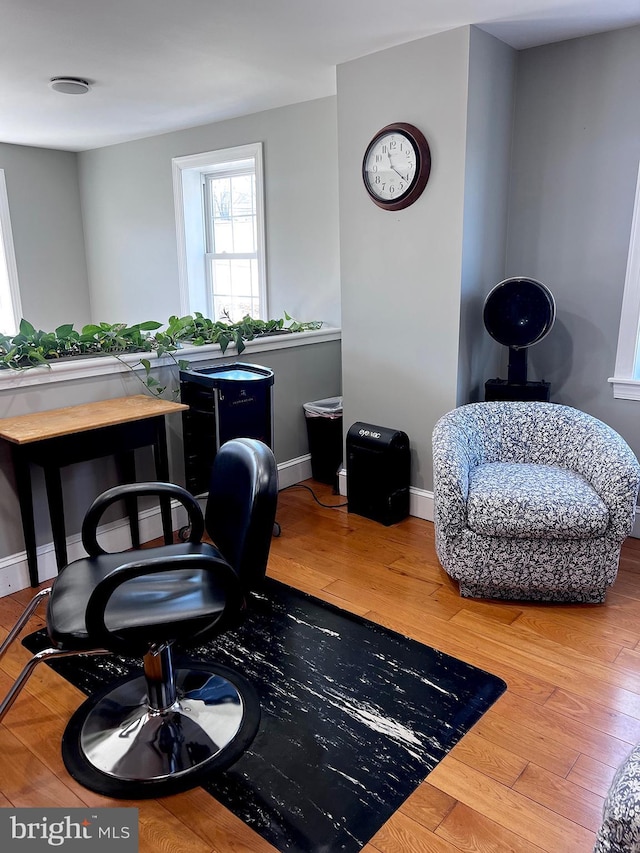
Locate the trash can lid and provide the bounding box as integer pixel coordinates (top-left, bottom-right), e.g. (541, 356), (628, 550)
(203, 367), (268, 382)
(180, 362), (274, 388)
(303, 396), (343, 417)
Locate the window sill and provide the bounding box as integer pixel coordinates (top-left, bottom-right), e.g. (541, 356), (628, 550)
(0, 327), (341, 392)
(608, 376), (640, 401)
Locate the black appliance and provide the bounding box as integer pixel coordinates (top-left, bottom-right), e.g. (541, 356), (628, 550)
(180, 362), (274, 495)
(346, 422), (410, 526)
(483, 276), (555, 402)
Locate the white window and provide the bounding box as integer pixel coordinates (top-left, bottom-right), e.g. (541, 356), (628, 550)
(172, 144), (267, 322)
(0, 169), (22, 335)
(611, 162), (640, 400)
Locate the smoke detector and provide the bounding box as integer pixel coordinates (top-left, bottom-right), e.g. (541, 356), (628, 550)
(49, 77), (91, 95)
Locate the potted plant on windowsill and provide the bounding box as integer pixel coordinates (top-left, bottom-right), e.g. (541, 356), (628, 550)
(0, 312), (323, 397)
(159, 311), (322, 354)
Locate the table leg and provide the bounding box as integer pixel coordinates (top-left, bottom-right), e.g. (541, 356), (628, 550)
(10, 447), (39, 587)
(152, 417), (173, 545)
(115, 450), (141, 548)
(43, 464), (68, 573)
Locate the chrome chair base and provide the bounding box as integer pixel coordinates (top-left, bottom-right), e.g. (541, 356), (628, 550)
(62, 663), (260, 798)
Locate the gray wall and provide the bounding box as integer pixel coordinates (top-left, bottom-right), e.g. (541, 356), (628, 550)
(338, 27), (515, 491)
(78, 97), (341, 328)
(0, 143), (90, 331)
(506, 24), (640, 460)
(338, 28), (470, 491)
(458, 28), (516, 405)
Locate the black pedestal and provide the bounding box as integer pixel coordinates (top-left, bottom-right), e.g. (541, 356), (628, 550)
(484, 378), (551, 402)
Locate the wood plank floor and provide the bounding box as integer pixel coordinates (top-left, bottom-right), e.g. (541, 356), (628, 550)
(2, 479), (640, 852)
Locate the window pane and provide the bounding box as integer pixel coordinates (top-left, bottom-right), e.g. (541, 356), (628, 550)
(213, 219), (234, 254)
(232, 174), (254, 217)
(209, 173), (256, 254)
(232, 217), (255, 253)
(211, 258), (259, 323)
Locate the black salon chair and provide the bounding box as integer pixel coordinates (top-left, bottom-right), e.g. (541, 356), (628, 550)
(0, 437), (278, 798)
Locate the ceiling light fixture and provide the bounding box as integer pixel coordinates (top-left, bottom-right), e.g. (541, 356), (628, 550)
(49, 77), (91, 95)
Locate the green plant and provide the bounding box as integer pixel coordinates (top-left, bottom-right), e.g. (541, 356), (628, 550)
(129, 353), (190, 399)
(0, 319), (166, 369)
(161, 311), (322, 354)
(0, 312), (323, 397)
(0, 319), (78, 368)
(77, 320), (164, 354)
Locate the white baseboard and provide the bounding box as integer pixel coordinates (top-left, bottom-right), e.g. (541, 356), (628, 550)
(277, 454), (313, 489)
(0, 454), (314, 597)
(409, 487), (435, 521)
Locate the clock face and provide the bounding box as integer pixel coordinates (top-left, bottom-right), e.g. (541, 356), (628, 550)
(362, 123), (431, 211)
(363, 131), (417, 202)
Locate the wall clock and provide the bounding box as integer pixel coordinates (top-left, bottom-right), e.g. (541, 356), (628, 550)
(362, 123), (431, 211)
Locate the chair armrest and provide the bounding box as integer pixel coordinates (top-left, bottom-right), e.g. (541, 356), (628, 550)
(84, 552), (241, 654)
(81, 481), (204, 556)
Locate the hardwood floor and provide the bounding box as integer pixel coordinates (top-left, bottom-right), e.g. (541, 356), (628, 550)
(2, 479), (640, 851)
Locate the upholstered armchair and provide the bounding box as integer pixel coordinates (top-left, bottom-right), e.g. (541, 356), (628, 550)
(595, 743), (640, 852)
(432, 402), (640, 603)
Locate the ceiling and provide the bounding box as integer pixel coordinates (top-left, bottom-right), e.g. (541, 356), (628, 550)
(0, 0), (638, 152)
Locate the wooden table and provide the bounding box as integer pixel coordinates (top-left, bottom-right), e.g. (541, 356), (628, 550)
(0, 395), (188, 586)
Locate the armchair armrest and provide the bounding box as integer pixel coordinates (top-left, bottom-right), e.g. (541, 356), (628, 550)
(570, 423), (640, 539)
(432, 414), (479, 535)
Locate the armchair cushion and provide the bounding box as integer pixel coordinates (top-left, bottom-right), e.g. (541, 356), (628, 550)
(467, 462), (609, 539)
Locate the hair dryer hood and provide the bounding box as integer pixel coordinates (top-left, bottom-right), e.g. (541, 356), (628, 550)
(483, 277), (556, 349)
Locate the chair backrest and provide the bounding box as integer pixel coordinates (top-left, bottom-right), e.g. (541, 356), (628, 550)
(205, 438), (278, 592)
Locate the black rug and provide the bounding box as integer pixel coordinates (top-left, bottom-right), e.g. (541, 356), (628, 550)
(24, 578), (506, 853)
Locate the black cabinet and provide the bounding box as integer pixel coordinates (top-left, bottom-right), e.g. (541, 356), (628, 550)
(180, 363), (274, 495)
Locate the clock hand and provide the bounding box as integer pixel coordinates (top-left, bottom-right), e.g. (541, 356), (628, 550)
(387, 151), (408, 182)
(392, 165), (409, 181)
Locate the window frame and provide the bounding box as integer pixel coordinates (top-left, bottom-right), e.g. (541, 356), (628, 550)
(610, 162), (640, 400)
(0, 168), (23, 335)
(172, 143), (267, 321)
(203, 165), (260, 321)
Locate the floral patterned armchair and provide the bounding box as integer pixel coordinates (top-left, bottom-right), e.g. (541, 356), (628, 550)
(432, 402), (640, 603)
(595, 744), (640, 852)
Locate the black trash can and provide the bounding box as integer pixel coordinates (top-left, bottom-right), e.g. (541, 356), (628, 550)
(303, 396), (343, 487)
(180, 362), (275, 495)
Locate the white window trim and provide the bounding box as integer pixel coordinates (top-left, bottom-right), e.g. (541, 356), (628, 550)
(610, 162), (640, 400)
(0, 169), (23, 335)
(172, 143), (267, 320)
